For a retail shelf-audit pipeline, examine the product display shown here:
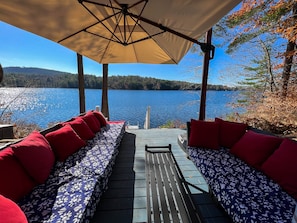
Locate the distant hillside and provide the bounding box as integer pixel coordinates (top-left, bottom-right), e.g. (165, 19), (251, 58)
(1, 66), (238, 90)
(3, 67), (69, 76)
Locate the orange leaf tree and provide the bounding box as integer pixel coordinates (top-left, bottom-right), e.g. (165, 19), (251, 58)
(222, 0), (296, 97)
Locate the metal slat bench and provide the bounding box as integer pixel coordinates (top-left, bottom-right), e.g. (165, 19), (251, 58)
(145, 144), (202, 223)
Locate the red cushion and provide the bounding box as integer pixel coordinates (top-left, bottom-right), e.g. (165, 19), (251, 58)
(188, 119), (219, 150)
(0, 195), (28, 223)
(92, 111), (107, 126)
(261, 138), (297, 199)
(215, 118), (248, 148)
(230, 130), (283, 169)
(11, 131), (55, 184)
(45, 125), (86, 162)
(63, 117), (95, 140)
(82, 112), (101, 133)
(0, 148), (36, 201)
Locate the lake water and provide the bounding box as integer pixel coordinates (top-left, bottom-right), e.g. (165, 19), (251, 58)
(0, 88), (243, 128)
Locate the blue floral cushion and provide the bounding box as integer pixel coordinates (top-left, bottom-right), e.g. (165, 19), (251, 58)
(188, 147), (296, 223)
(18, 122), (125, 223)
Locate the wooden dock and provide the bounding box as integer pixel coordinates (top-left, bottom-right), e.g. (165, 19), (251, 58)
(91, 129), (232, 223)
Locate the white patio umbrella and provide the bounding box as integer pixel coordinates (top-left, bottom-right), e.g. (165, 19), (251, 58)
(0, 0), (241, 118)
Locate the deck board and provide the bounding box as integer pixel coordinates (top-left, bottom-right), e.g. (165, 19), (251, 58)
(91, 129), (232, 223)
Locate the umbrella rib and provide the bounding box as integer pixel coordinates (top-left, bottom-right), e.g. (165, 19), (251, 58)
(128, 12), (215, 58)
(100, 33), (114, 64)
(126, 0), (148, 44)
(113, 0), (147, 11)
(59, 2), (123, 43)
(79, 1), (124, 44)
(127, 0), (148, 10)
(77, 0), (212, 62)
(109, 0), (150, 45)
(58, 21), (100, 43)
(80, 0), (121, 11)
(108, 0), (127, 45)
(85, 30), (121, 44)
(112, 13), (126, 44)
(126, 15), (171, 54)
(82, 0), (119, 63)
(126, 30), (166, 45)
(127, 12), (204, 46)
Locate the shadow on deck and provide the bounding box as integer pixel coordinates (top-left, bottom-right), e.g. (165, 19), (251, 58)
(91, 129), (232, 223)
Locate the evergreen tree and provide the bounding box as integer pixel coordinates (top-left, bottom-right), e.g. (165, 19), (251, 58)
(221, 0), (296, 97)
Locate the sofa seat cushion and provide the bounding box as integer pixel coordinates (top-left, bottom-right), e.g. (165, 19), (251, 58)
(18, 122), (125, 223)
(0, 195), (28, 223)
(62, 122), (125, 177)
(188, 146), (296, 223)
(0, 148), (36, 202)
(11, 131), (55, 184)
(19, 173), (101, 223)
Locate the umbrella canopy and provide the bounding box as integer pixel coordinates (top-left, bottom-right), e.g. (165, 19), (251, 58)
(0, 0), (241, 64)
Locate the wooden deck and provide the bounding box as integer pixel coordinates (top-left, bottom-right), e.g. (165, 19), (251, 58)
(91, 129), (232, 223)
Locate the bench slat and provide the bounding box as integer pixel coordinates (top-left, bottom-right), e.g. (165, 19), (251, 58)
(147, 152), (162, 222)
(146, 145), (201, 223)
(157, 152), (181, 222)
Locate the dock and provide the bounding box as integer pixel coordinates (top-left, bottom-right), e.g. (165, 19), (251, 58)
(91, 128), (232, 223)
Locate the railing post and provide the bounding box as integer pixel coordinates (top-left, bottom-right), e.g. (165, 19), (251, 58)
(144, 106), (150, 129)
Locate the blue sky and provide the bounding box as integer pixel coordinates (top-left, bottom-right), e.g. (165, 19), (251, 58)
(0, 21), (237, 86)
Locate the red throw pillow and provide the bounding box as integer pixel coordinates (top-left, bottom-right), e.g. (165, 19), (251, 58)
(0, 148), (36, 201)
(215, 118), (247, 148)
(188, 119), (219, 150)
(63, 117), (95, 140)
(92, 110), (107, 127)
(230, 130), (283, 169)
(11, 131), (55, 184)
(45, 125), (86, 162)
(261, 138), (297, 199)
(0, 195), (28, 223)
(82, 112), (101, 133)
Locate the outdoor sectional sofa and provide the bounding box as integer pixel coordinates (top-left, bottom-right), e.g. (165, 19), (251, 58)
(187, 118), (297, 223)
(0, 110), (125, 223)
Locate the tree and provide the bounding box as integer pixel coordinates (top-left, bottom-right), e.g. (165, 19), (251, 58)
(215, 0), (297, 135)
(237, 38), (278, 93)
(224, 0), (297, 97)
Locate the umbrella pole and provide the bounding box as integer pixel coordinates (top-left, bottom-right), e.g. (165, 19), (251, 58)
(77, 53), (86, 113)
(101, 63), (110, 120)
(199, 28), (213, 121)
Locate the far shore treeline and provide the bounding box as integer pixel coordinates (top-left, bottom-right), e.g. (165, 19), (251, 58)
(2, 67), (238, 91)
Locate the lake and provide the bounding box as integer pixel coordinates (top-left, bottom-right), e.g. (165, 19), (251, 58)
(0, 88), (243, 128)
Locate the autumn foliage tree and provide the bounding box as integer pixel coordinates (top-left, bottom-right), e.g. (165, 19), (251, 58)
(226, 0), (296, 97)
(221, 0), (297, 135)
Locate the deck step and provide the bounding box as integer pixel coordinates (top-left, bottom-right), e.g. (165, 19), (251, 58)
(145, 144), (202, 223)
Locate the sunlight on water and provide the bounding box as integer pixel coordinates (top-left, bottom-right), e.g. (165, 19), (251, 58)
(0, 88), (243, 128)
